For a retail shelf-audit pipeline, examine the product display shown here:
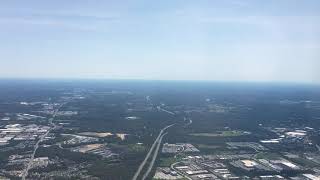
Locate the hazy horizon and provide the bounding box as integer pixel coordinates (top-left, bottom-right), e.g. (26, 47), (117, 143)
(1, 0), (320, 84)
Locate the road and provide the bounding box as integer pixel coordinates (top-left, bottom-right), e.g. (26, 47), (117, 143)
(21, 103), (66, 180)
(132, 124), (174, 180)
(157, 106), (175, 115)
(170, 162), (192, 180)
(141, 132), (167, 180)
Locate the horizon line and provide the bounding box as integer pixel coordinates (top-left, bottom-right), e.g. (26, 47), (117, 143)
(0, 77), (319, 86)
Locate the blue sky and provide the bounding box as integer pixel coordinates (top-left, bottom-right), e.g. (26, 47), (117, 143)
(0, 0), (320, 83)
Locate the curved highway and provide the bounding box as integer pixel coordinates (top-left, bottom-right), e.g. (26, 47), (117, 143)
(141, 132), (167, 180)
(132, 124), (174, 180)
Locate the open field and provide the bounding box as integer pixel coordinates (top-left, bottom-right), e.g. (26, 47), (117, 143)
(190, 130), (250, 137)
(76, 144), (104, 153)
(159, 157), (177, 167)
(78, 132), (113, 137)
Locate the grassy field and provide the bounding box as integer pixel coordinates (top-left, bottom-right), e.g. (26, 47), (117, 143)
(127, 144), (147, 153)
(190, 130), (250, 137)
(108, 143), (147, 153)
(158, 157), (177, 167)
(196, 144), (221, 149)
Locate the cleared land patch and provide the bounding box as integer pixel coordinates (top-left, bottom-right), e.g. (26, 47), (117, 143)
(78, 132), (113, 137)
(190, 130), (250, 137)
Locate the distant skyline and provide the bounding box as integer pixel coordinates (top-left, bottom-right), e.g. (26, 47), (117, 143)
(0, 0), (320, 84)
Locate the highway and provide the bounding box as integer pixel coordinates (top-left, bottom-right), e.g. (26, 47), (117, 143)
(132, 124), (174, 180)
(157, 106), (175, 115)
(21, 103), (66, 180)
(21, 126), (52, 179)
(141, 132), (167, 180)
